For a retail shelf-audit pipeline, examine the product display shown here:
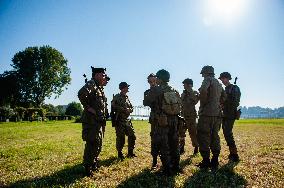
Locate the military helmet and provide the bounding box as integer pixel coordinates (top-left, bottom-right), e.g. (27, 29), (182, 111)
(219, 72), (232, 80)
(147, 73), (156, 79)
(119, 82), (130, 90)
(182, 78), (193, 85)
(156, 69), (170, 82)
(91, 66), (106, 74)
(200, 65), (214, 75)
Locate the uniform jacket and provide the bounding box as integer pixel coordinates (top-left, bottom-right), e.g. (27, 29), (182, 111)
(78, 79), (108, 125)
(198, 76), (226, 117)
(223, 84), (241, 119)
(181, 88), (199, 117)
(111, 93), (133, 120)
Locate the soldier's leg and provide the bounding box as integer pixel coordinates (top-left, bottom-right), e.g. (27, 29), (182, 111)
(197, 116), (211, 168)
(115, 124), (126, 158)
(82, 124), (96, 176)
(187, 117), (199, 154)
(210, 117), (221, 169)
(125, 121), (136, 157)
(157, 127), (171, 174)
(178, 121), (187, 154)
(92, 126), (103, 170)
(168, 117), (180, 171)
(222, 118), (239, 161)
(150, 124), (159, 168)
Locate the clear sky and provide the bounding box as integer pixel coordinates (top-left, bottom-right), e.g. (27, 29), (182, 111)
(0, 0), (283, 108)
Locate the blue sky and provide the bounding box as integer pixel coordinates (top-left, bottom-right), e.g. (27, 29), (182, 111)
(0, 0), (283, 108)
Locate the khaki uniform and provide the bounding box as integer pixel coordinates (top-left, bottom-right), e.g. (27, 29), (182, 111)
(197, 76), (226, 159)
(179, 88), (199, 149)
(222, 84), (241, 154)
(78, 79), (108, 167)
(111, 93), (136, 153)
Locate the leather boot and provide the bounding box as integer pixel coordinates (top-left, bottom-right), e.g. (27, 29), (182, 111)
(193, 147), (199, 155)
(229, 146), (240, 162)
(127, 149), (137, 158)
(197, 158), (210, 169)
(151, 156), (158, 169)
(211, 156), (219, 169)
(84, 165), (93, 177)
(118, 151), (124, 160)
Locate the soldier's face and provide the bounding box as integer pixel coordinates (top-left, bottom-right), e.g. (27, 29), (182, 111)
(94, 73), (106, 86)
(220, 77), (229, 86)
(148, 77), (157, 87)
(183, 83), (192, 90)
(121, 87), (129, 94)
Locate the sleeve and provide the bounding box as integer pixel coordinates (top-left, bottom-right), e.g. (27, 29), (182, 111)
(232, 85), (241, 107)
(111, 96), (126, 113)
(77, 85), (89, 108)
(192, 90), (200, 105)
(199, 78), (211, 103)
(220, 87), (227, 105)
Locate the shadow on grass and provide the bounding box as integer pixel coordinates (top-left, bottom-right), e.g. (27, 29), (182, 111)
(117, 156), (194, 188)
(117, 168), (176, 188)
(183, 161), (248, 188)
(8, 156), (119, 188)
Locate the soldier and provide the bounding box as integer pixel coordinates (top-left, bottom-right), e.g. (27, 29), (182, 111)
(155, 69), (182, 174)
(143, 73), (159, 169)
(78, 66), (108, 176)
(179, 78), (199, 155)
(219, 72), (241, 162)
(111, 82), (136, 159)
(197, 66), (226, 169)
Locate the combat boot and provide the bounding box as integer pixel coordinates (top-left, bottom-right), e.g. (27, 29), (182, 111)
(229, 146), (240, 162)
(91, 161), (99, 172)
(118, 151), (125, 160)
(84, 165), (93, 177)
(180, 145), (185, 155)
(151, 156), (158, 169)
(127, 149), (137, 158)
(197, 158), (210, 169)
(210, 156), (219, 170)
(193, 147), (199, 155)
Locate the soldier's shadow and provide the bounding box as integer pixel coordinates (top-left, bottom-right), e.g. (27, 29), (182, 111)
(116, 156), (193, 188)
(9, 156), (118, 188)
(182, 161), (248, 188)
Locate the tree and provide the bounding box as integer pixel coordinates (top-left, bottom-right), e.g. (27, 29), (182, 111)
(11, 46), (71, 107)
(0, 71), (20, 107)
(65, 102), (83, 116)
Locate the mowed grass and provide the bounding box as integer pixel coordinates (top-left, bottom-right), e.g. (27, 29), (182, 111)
(0, 119), (283, 188)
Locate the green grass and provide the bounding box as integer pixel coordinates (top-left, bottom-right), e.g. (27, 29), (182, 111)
(0, 119), (283, 187)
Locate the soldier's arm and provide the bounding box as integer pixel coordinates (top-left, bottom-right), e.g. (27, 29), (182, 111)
(199, 78), (211, 103)
(220, 87), (227, 107)
(111, 96), (126, 113)
(78, 86), (90, 108)
(232, 86), (241, 107)
(192, 90), (200, 105)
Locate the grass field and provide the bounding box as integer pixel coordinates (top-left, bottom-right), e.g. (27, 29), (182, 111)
(0, 119), (283, 187)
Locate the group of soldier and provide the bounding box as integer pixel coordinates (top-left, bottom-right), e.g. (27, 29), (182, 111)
(78, 65), (241, 177)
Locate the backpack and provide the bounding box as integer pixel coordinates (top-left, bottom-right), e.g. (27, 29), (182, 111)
(161, 91), (181, 115)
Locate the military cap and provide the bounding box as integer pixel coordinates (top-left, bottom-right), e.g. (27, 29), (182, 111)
(219, 72), (232, 80)
(156, 69), (170, 82)
(182, 78), (193, 85)
(91, 66), (106, 74)
(147, 73), (156, 79)
(200, 65), (214, 75)
(119, 82), (130, 90)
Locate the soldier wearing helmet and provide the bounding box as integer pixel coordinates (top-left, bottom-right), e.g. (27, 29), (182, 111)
(219, 72), (241, 162)
(111, 82), (136, 159)
(151, 69), (182, 175)
(78, 66), (109, 176)
(197, 66), (226, 169)
(179, 78), (199, 155)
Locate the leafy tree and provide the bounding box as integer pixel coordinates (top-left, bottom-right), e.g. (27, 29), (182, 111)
(0, 71), (20, 107)
(65, 102), (83, 116)
(11, 45), (71, 107)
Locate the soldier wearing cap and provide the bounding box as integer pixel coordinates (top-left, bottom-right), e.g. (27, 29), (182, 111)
(219, 72), (241, 162)
(111, 82), (136, 159)
(150, 69), (181, 175)
(78, 66), (108, 176)
(197, 66), (226, 169)
(143, 73), (160, 169)
(179, 78), (199, 155)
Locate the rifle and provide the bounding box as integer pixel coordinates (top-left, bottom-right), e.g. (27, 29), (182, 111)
(234, 77), (238, 85)
(83, 74), (88, 83)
